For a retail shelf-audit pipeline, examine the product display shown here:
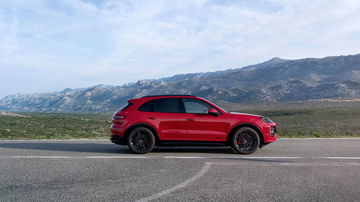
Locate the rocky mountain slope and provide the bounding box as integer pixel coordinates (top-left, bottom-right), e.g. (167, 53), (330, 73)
(1, 54), (360, 112)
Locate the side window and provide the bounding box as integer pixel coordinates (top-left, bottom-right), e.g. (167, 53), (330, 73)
(153, 98), (182, 113)
(138, 100), (153, 112)
(138, 98), (182, 113)
(183, 98), (214, 114)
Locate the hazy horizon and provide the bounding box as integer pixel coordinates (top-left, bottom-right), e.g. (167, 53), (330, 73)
(1, 0), (360, 98)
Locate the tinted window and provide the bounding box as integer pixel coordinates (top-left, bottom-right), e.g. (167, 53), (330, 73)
(138, 100), (153, 112)
(153, 98), (182, 113)
(138, 98), (182, 113)
(183, 98), (214, 114)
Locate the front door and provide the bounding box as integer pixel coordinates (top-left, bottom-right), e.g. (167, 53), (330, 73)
(182, 98), (228, 141)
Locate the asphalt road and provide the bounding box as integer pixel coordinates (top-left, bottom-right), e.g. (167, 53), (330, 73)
(0, 138), (359, 202)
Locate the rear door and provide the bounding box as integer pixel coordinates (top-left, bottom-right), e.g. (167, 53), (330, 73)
(141, 98), (188, 140)
(182, 98), (228, 141)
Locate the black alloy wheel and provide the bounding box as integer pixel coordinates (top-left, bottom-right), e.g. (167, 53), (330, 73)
(231, 127), (260, 154)
(128, 127), (155, 154)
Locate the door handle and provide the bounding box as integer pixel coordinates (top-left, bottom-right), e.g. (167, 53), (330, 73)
(148, 117), (156, 120)
(186, 118), (194, 121)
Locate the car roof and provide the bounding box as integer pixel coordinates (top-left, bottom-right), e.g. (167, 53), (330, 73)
(128, 95), (198, 103)
(141, 95), (196, 98)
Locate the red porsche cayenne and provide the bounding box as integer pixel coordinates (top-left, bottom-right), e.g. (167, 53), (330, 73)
(110, 95), (278, 154)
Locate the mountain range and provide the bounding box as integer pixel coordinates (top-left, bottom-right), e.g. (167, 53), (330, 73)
(1, 54), (360, 112)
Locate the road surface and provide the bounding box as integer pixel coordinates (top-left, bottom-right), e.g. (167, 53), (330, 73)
(0, 138), (359, 201)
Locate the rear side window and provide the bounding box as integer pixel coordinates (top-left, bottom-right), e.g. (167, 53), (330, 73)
(138, 98), (183, 113)
(138, 100), (153, 112)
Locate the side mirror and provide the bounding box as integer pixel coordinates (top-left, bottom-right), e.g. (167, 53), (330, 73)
(208, 108), (219, 116)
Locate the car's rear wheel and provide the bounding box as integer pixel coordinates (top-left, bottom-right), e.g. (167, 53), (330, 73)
(128, 127), (155, 154)
(231, 127), (260, 154)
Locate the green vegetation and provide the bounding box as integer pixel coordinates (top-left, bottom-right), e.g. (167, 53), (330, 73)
(0, 112), (112, 140)
(1, 101), (360, 139)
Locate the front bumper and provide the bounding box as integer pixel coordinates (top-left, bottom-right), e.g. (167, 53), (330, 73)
(263, 124), (278, 143)
(265, 133), (278, 143)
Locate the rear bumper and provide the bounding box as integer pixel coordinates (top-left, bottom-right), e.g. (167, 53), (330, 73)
(110, 124), (127, 145)
(110, 135), (126, 145)
(110, 124), (126, 136)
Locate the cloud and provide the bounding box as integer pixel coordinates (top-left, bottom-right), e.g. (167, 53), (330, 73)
(0, 0), (360, 98)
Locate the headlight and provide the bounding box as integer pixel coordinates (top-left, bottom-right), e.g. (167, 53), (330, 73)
(261, 117), (274, 123)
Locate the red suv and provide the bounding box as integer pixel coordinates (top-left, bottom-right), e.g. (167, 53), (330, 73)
(110, 95), (278, 154)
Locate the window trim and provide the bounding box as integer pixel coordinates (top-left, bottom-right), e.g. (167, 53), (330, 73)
(137, 97), (223, 115)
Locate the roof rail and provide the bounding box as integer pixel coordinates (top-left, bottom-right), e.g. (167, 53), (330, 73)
(141, 94), (196, 98)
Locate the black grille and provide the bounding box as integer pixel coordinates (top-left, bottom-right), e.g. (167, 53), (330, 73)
(270, 126), (277, 137)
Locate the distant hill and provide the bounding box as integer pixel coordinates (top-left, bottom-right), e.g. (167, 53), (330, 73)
(1, 54), (360, 112)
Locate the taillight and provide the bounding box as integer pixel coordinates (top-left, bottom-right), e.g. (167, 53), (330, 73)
(113, 115), (126, 120)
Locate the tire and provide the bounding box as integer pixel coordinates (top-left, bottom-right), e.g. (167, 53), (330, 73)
(231, 127), (260, 154)
(127, 127), (155, 154)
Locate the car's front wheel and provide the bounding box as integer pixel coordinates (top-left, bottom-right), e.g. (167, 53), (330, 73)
(231, 127), (260, 154)
(128, 127), (155, 154)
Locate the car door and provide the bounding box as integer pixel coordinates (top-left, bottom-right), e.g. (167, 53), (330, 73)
(182, 98), (228, 141)
(146, 98), (188, 140)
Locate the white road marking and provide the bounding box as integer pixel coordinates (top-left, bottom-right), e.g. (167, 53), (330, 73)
(210, 162), (360, 167)
(135, 162), (212, 202)
(277, 162), (360, 166)
(322, 157), (360, 160)
(6, 156), (74, 159)
(85, 156), (146, 159)
(164, 156), (360, 160)
(164, 156), (305, 159)
(0, 155), (147, 159)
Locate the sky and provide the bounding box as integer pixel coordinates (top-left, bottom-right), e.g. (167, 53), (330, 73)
(1, 0), (360, 98)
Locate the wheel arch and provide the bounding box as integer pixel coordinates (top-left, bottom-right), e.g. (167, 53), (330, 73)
(228, 123), (264, 145)
(124, 123), (160, 145)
